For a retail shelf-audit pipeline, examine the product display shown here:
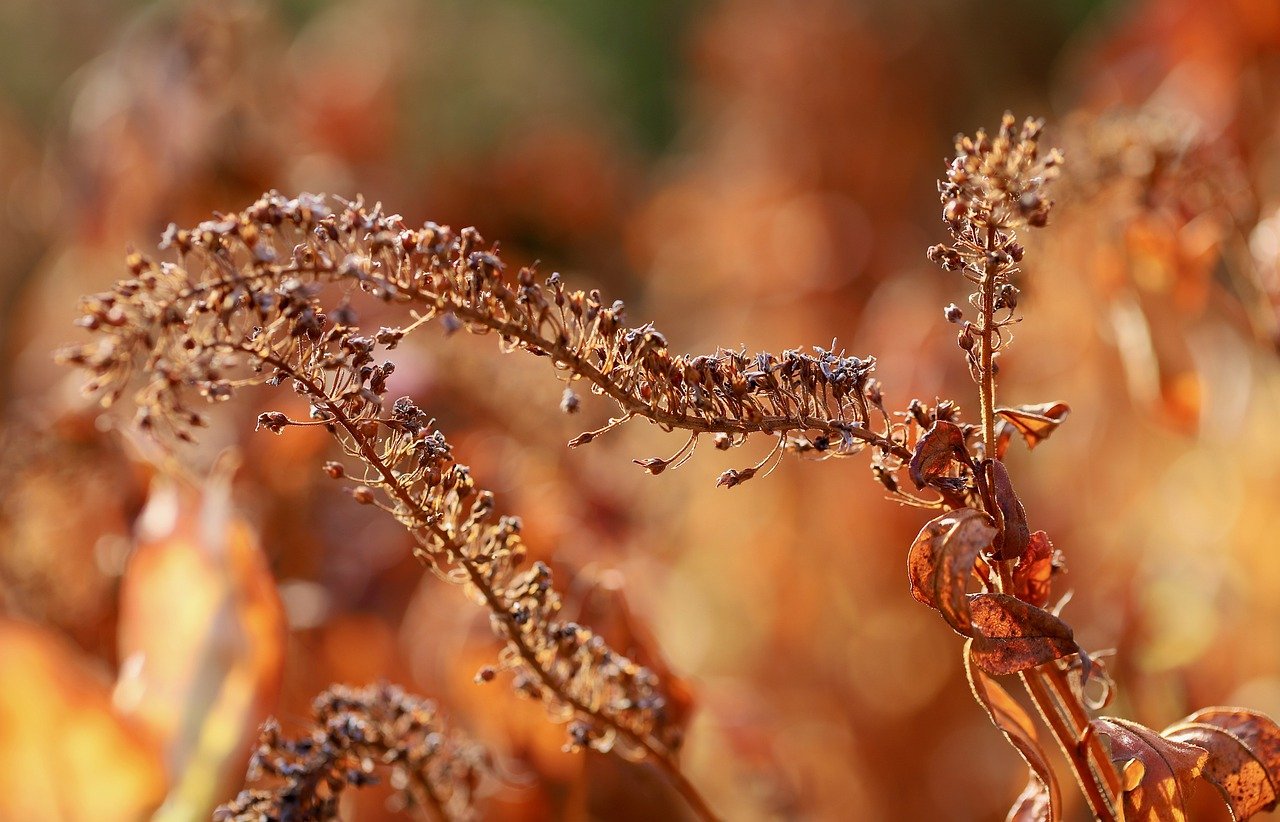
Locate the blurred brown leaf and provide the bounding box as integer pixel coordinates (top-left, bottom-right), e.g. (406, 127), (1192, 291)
(0, 619), (166, 821)
(113, 462), (285, 820)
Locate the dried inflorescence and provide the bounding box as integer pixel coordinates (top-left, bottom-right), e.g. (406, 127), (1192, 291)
(57, 193), (708, 815)
(59, 192), (892, 476)
(215, 683), (488, 822)
(928, 114), (1062, 390)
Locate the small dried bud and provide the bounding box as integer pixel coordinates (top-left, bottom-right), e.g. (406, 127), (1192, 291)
(944, 303), (964, 323)
(958, 324), (976, 352)
(633, 457), (669, 475)
(474, 666), (496, 683)
(559, 388), (580, 414)
(716, 467), (756, 488)
(323, 461), (345, 479)
(351, 486), (376, 505)
(256, 411), (290, 434)
(997, 284), (1019, 310)
(713, 433), (733, 450)
(440, 312), (462, 336)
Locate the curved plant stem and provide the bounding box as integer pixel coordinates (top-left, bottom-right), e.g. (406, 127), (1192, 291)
(404, 281), (912, 462)
(973, 241), (1122, 821)
(253, 350), (722, 822)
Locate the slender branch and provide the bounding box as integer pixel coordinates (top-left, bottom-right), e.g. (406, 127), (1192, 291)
(971, 228), (1121, 821)
(399, 281), (911, 462)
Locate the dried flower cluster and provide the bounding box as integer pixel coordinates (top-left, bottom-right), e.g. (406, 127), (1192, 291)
(215, 683), (487, 822)
(928, 115), (1061, 402)
(58, 194), (714, 818)
(59, 191), (901, 480)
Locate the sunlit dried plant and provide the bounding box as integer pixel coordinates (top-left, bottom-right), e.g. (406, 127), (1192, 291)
(215, 683), (487, 822)
(60, 114), (1280, 820)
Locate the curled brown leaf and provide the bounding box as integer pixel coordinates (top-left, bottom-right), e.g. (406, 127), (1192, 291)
(996, 402), (1071, 451)
(968, 593), (1079, 675)
(1164, 707), (1280, 820)
(1013, 530), (1055, 608)
(1093, 716), (1208, 821)
(907, 509), (996, 634)
(1162, 722), (1276, 819)
(991, 460), (1031, 562)
(908, 420), (970, 489)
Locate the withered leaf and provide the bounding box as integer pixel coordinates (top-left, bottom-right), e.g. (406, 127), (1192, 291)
(1164, 707), (1280, 819)
(1013, 530), (1055, 608)
(991, 460), (1031, 562)
(964, 639), (1061, 822)
(1162, 722), (1277, 819)
(968, 593), (1079, 675)
(1093, 716), (1208, 821)
(907, 509), (996, 635)
(909, 420), (970, 489)
(996, 402), (1071, 451)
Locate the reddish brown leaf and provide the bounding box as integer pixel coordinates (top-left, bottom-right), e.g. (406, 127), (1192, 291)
(991, 460), (1031, 561)
(1165, 708), (1280, 819)
(964, 639), (1061, 822)
(907, 509), (996, 634)
(1013, 530), (1055, 608)
(968, 593), (1079, 675)
(996, 402), (1071, 450)
(1093, 716), (1208, 821)
(909, 420), (970, 489)
(1163, 722), (1277, 819)
(1182, 709), (1280, 784)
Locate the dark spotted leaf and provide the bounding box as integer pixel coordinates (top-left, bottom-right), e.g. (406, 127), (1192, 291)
(996, 402), (1071, 450)
(964, 639), (1061, 822)
(968, 593), (1079, 675)
(1013, 530), (1055, 608)
(907, 509), (996, 634)
(991, 460), (1031, 561)
(1164, 708), (1280, 819)
(909, 420), (970, 489)
(1093, 716), (1208, 821)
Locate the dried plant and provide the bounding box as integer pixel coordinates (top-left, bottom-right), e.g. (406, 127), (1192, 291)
(215, 683), (487, 822)
(59, 114), (1280, 820)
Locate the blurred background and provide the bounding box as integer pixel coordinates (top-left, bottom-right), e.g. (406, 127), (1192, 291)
(3, 0), (1280, 819)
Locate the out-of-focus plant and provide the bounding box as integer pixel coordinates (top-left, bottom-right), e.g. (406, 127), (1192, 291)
(216, 683), (488, 822)
(59, 114), (1280, 821)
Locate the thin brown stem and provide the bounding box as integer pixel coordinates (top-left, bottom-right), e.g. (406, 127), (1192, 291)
(970, 228), (1121, 820)
(399, 281), (911, 462)
(1021, 670), (1119, 821)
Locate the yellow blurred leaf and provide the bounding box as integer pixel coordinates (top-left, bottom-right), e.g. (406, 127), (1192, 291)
(113, 461), (285, 820)
(0, 619), (166, 821)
